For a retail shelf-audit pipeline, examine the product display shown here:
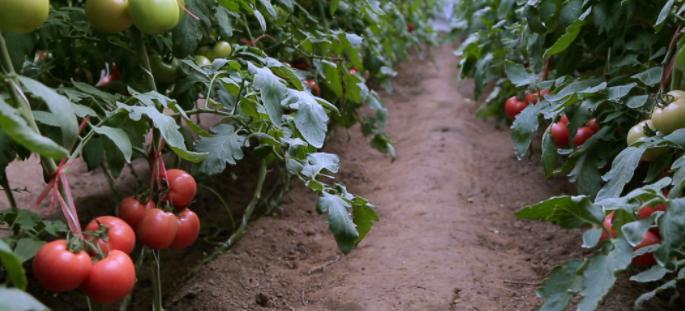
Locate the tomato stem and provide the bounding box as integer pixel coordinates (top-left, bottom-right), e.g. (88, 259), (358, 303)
(0, 171), (17, 210)
(118, 247), (146, 311)
(151, 249), (164, 311)
(204, 160), (267, 263)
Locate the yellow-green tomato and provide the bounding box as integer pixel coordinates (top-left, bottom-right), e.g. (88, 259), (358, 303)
(128, 0), (180, 34)
(651, 90), (685, 134)
(627, 120), (665, 161)
(0, 0), (49, 33)
(86, 0), (132, 33)
(208, 41), (232, 60)
(194, 55), (211, 67)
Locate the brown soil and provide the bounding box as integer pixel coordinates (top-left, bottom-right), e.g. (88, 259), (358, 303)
(164, 45), (658, 311)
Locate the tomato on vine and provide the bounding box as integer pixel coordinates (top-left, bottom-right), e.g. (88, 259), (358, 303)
(85, 216), (136, 254)
(0, 0), (50, 33)
(82, 250), (136, 304)
(573, 126), (594, 147)
(550, 116), (569, 148)
(165, 169), (197, 209)
(128, 0), (180, 34)
(85, 0), (133, 33)
(632, 230), (660, 267)
(194, 55), (211, 67)
(524, 89), (550, 104)
(208, 41), (232, 60)
(118, 197), (154, 228)
(504, 96), (527, 119)
(171, 209), (201, 250)
(651, 90), (685, 134)
(137, 207), (178, 249)
(150, 53), (179, 84)
(600, 211), (617, 241)
(32, 240), (93, 292)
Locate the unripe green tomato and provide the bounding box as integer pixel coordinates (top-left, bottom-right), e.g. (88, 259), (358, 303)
(128, 0), (180, 34)
(177, 0), (185, 19)
(651, 90), (685, 134)
(86, 0), (133, 33)
(150, 54), (179, 84)
(208, 41), (232, 60)
(194, 55), (211, 67)
(0, 0), (50, 33)
(627, 120), (664, 162)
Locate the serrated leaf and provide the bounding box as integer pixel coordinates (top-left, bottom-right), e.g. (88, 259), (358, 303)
(0, 97), (68, 159)
(285, 89), (330, 148)
(194, 124), (246, 175)
(317, 193), (359, 254)
(504, 61), (537, 87)
(537, 260), (583, 311)
(92, 126), (132, 162)
(301, 153), (339, 178)
(249, 63), (286, 127)
(596, 147), (645, 201)
(18, 76), (78, 147)
(516, 195), (601, 228)
(577, 239), (633, 311)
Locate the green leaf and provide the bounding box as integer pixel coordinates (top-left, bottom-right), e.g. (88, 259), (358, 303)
(656, 0), (675, 26)
(172, 0), (208, 57)
(194, 124), (246, 175)
(253, 9), (266, 32)
(92, 126), (132, 163)
(285, 89), (330, 148)
(249, 63), (286, 127)
(537, 260), (583, 311)
(0, 288), (48, 311)
(0, 97), (68, 159)
(116, 103), (206, 163)
(544, 17), (586, 57)
(352, 202), (378, 244)
(635, 279), (677, 308)
(630, 265), (668, 283)
(12, 238), (44, 263)
(577, 239), (633, 311)
(656, 198), (685, 264)
(18, 76), (79, 147)
(516, 195), (601, 228)
(596, 147), (645, 201)
(504, 61), (537, 87)
(606, 83), (637, 102)
(625, 95), (649, 109)
(0, 240), (27, 290)
(541, 127), (557, 178)
(511, 101), (550, 159)
(317, 193), (359, 254)
(631, 67), (663, 87)
(301, 153), (339, 178)
(321, 60), (343, 98)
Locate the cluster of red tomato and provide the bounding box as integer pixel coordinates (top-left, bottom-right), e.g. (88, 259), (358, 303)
(32, 168), (200, 304)
(550, 115), (599, 148)
(504, 89), (550, 119)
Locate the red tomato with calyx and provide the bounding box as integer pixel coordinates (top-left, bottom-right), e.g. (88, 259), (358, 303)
(165, 169), (197, 209)
(632, 230), (660, 267)
(525, 89), (550, 104)
(574, 126), (595, 147)
(171, 209), (201, 250)
(32, 240), (92, 292)
(306, 79), (321, 96)
(137, 208), (178, 249)
(585, 118), (599, 132)
(504, 96), (528, 119)
(82, 250), (136, 304)
(118, 197), (154, 228)
(85, 216), (136, 255)
(551, 121), (569, 148)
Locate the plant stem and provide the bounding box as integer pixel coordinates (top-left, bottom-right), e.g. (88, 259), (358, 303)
(0, 171), (17, 210)
(118, 248), (146, 311)
(131, 29), (157, 92)
(204, 160), (267, 263)
(0, 32), (57, 174)
(151, 249), (164, 311)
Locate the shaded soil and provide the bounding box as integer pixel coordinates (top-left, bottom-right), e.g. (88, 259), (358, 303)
(165, 45), (652, 311)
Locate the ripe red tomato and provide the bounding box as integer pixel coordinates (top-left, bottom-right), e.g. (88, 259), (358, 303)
(524, 89), (550, 104)
(306, 79), (321, 96)
(118, 197), (154, 228)
(632, 230), (660, 267)
(585, 118), (599, 132)
(165, 169), (197, 209)
(137, 208), (178, 249)
(550, 121), (569, 148)
(82, 250), (136, 304)
(85, 216), (136, 255)
(86, 0), (133, 33)
(32, 240), (92, 292)
(291, 59), (309, 70)
(559, 114), (569, 125)
(171, 209), (201, 250)
(573, 126), (595, 147)
(504, 96), (528, 119)
(637, 203), (667, 219)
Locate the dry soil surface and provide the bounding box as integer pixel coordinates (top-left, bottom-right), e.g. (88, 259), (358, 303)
(167, 45), (650, 311)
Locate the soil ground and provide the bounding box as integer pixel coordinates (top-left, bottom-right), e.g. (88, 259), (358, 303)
(165, 45), (657, 311)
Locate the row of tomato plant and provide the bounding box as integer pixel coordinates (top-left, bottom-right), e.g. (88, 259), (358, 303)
(454, 0), (685, 310)
(0, 0), (438, 309)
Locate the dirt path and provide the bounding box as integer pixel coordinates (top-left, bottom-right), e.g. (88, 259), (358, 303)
(169, 45), (640, 311)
